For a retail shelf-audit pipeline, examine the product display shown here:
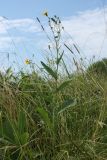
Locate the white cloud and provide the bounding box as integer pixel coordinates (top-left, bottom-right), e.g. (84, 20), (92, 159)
(0, 17), (41, 33)
(62, 7), (107, 60)
(0, 17), (42, 56)
(7, 19), (41, 32)
(0, 36), (29, 51)
(0, 7), (107, 68)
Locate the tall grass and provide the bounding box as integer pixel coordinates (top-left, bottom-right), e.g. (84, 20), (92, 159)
(0, 14), (107, 160)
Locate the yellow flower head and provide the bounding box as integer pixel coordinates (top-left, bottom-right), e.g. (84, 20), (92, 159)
(25, 59), (31, 65)
(43, 11), (48, 17)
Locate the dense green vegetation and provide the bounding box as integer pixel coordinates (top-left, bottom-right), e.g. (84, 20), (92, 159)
(1, 15), (107, 160)
(87, 58), (107, 77)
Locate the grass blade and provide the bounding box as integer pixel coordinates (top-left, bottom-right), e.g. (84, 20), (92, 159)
(56, 79), (72, 92)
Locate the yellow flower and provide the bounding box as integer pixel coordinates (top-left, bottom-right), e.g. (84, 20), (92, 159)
(25, 59), (31, 65)
(43, 11), (48, 17)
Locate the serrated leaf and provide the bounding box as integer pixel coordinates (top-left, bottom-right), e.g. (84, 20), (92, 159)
(41, 61), (57, 80)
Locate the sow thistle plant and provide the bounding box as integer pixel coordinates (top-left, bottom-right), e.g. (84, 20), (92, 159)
(37, 12), (72, 91)
(35, 12), (77, 158)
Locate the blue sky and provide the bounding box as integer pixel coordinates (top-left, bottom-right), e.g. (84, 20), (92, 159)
(0, 0), (106, 19)
(0, 0), (107, 71)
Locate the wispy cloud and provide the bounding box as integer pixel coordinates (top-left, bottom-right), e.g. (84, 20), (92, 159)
(0, 17), (42, 58)
(0, 17), (41, 33)
(62, 7), (107, 59)
(0, 6), (107, 66)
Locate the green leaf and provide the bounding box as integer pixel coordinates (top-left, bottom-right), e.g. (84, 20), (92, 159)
(36, 107), (52, 129)
(1, 117), (20, 145)
(56, 52), (63, 65)
(5, 67), (13, 80)
(56, 79), (72, 92)
(1, 118), (15, 143)
(20, 132), (29, 145)
(58, 99), (76, 114)
(41, 61), (57, 80)
(18, 110), (27, 135)
(6, 67), (12, 75)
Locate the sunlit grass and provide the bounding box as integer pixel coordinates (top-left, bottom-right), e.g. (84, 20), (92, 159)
(0, 14), (107, 160)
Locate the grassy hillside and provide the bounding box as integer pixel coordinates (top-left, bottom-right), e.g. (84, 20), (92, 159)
(0, 14), (107, 160)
